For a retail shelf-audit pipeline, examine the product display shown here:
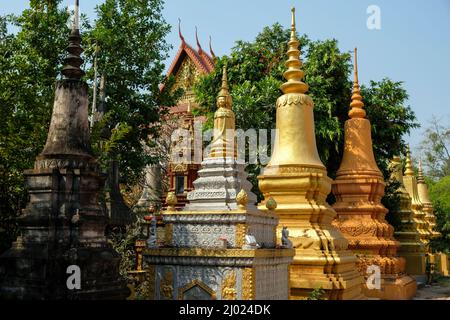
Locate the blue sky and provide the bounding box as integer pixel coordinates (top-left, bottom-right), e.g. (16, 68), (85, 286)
(1, 0), (450, 153)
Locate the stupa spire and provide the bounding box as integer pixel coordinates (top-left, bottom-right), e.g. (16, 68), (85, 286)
(405, 146), (415, 176)
(208, 65), (236, 158)
(417, 159), (425, 183)
(216, 65), (232, 109)
(349, 47), (366, 119)
(61, 0), (84, 80)
(280, 7), (308, 94)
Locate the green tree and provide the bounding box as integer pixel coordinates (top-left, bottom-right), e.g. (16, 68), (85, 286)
(0, 1), (69, 253)
(418, 117), (450, 180)
(85, 0), (180, 188)
(428, 176), (450, 253)
(193, 24), (419, 206)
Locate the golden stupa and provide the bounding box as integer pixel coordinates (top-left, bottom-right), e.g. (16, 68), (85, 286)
(403, 148), (431, 247)
(416, 160), (441, 239)
(332, 48), (416, 300)
(389, 156), (426, 278)
(257, 8), (365, 300)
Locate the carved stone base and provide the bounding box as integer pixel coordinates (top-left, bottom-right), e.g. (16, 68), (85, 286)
(144, 248), (294, 300)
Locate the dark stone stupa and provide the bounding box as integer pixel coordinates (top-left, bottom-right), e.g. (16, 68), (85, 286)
(0, 12), (129, 299)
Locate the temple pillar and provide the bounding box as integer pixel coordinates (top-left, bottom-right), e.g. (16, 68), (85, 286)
(257, 8), (365, 300)
(331, 49), (416, 300)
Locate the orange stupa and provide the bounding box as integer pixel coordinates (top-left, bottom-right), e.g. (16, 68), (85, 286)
(332, 48), (417, 300)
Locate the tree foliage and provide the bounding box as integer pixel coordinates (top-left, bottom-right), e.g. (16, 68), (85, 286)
(0, 1), (69, 253)
(419, 117), (450, 180)
(428, 176), (450, 253)
(85, 0), (180, 187)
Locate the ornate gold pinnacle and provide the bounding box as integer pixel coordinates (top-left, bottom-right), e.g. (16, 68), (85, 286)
(236, 189), (248, 209)
(217, 65), (232, 109)
(280, 7), (308, 94)
(417, 159), (425, 183)
(209, 65), (236, 158)
(348, 47), (366, 119)
(405, 146), (414, 176)
(166, 192), (178, 211)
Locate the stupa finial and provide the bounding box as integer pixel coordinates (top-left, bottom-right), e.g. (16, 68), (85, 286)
(417, 159), (425, 183)
(61, 0), (85, 80)
(280, 7), (309, 94)
(349, 47), (366, 118)
(405, 145), (414, 176)
(216, 65), (232, 109)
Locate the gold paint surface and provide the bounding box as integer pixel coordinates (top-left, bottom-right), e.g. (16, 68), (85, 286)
(257, 8), (364, 300)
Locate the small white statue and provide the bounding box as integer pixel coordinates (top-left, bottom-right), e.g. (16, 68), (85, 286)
(243, 233), (260, 249)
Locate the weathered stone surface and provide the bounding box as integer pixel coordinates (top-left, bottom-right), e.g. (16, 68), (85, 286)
(0, 25), (128, 300)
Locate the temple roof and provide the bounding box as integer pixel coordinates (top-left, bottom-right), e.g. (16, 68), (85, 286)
(165, 22), (215, 84)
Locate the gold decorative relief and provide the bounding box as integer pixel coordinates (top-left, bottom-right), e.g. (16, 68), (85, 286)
(165, 223), (173, 246)
(221, 271), (237, 300)
(242, 268), (256, 300)
(235, 224), (247, 248)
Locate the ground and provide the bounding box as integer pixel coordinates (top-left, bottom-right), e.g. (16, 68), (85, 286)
(413, 276), (450, 300)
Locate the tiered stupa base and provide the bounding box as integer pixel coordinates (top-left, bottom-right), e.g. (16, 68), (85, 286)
(144, 155), (294, 300)
(258, 168), (366, 300)
(143, 209), (293, 300)
(0, 156), (129, 300)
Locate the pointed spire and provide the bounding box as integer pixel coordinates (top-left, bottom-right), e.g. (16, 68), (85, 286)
(73, 0), (79, 31)
(216, 65), (232, 109)
(405, 145), (414, 176)
(61, 0), (85, 80)
(417, 159), (425, 183)
(178, 18), (185, 43)
(349, 47), (366, 119)
(209, 35), (217, 60)
(280, 7), (308, 94)
(195, 26), (203, 55)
